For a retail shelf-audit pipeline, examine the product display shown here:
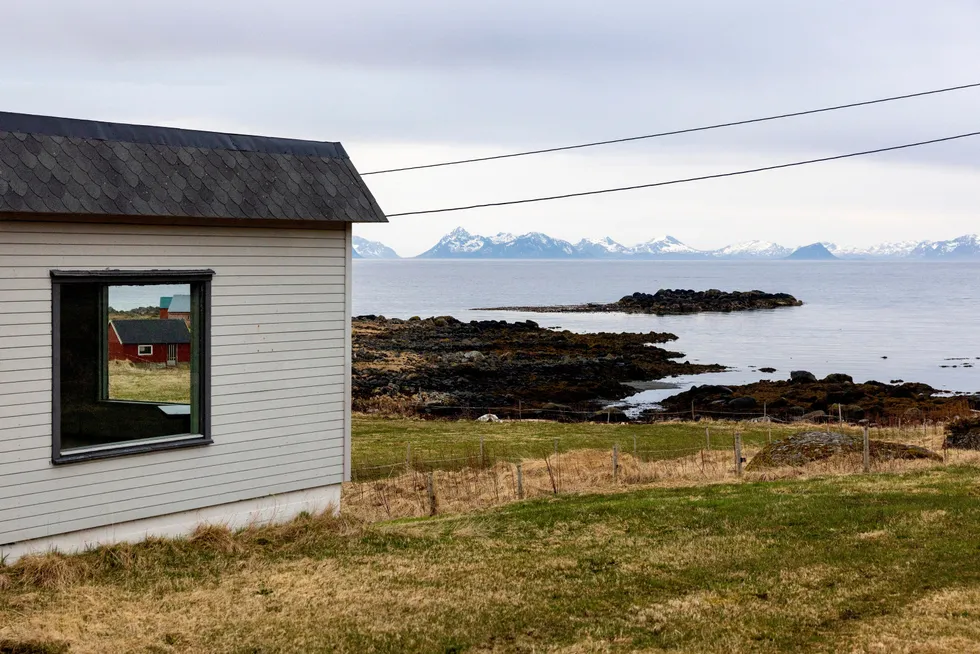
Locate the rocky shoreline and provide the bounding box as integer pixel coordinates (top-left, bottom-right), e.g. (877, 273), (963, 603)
(352, 315), (722, 417)
(475, 289), (803, 315)
(352, 316), (976, 424)
(652, 371), (978, 423)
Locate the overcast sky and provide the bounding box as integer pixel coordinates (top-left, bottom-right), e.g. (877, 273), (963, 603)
(3, 0), (979, 255)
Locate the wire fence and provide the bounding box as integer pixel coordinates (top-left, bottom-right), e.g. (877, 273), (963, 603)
(344, 419), (973, 523)
(358, 398), (975, 426)
(350, 419), (957, 483)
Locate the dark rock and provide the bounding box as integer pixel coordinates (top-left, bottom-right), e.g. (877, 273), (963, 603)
(801, 410), (827, 421)
(759, 367), (777, 373)
(694, 384), (734, 395)
(823, 373), (854, 384)
(727, 396), (759, 410)
(352, 316), (723, 418)
(791, 370), (818, 383)
(591, 407), (630, 423)
(944, 416), (980, 450)
(828, 404), (865, 420)
(658, 374), (966, 423)
(475, 289), (804, 315)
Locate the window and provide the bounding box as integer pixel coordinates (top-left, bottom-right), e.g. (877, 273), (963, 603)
(51, 270), (213, 464)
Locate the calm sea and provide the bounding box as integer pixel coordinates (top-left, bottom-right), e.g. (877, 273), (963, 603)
(353, 260), (980, 403)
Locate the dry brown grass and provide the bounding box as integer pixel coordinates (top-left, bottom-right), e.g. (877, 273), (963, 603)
(7, 553), (92, 590)
(342, 442), (976, 523)
(5, 418), (980, 653)
(107, 360), (191, 404)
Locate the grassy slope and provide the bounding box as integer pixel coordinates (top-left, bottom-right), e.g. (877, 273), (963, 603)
(4, 466), (980, 653)
(350, 416), (942, 477)
(353, 416), (779, 469)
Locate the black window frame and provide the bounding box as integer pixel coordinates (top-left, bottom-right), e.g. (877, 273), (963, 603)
(51, 269), (214, 465)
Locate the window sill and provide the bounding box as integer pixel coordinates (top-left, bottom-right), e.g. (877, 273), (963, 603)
(53, 434), (211, 465)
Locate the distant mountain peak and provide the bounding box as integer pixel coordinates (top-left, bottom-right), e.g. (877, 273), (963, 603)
(352, 235), (401, 259)
(787, 243), (838, 260)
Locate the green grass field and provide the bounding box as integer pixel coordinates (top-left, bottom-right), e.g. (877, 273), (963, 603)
(108, 360), (191, 404)
(350, 415), (943, 479)
(4, 465), (980, 652)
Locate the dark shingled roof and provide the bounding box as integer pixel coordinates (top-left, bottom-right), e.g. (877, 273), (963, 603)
(111, 319), (192, 345)
(0, 111), (387, 224)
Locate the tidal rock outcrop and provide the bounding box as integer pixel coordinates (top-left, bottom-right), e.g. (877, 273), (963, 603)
(475, 289), (803, 315)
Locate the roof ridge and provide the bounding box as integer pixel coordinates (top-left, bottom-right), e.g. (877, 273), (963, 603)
(0, 111), (348, 160)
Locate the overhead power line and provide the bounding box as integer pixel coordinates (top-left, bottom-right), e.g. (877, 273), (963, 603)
(361, 81), (980, 176)
(385, 130), (980, 217)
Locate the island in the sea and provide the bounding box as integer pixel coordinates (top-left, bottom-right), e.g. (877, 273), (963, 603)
(475, 289), (804, 315)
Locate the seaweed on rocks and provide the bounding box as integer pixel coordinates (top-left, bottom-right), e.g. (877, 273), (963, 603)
(352, 315), (723, 418)
(653, 371), (973, 423)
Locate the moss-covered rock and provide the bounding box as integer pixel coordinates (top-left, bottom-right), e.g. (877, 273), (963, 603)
(746, 431), (942, 470)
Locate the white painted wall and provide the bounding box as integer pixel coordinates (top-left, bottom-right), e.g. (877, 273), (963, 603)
(0, 220), (352, 550)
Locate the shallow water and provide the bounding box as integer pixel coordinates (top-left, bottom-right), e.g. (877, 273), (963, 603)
(354, 259), (980, 401)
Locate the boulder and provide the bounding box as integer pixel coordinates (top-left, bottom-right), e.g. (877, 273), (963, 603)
(693, 384), (734, 395)
(801, 410), (827, 422)
(476, 414), (501, 423)
(759, 367), (777, 373)
(463, 350), (487, 363)
(790, 370), (818, 383)
(727, 396), (758, 410)
(823, 373), (854, 384)
(747, 431), (942, 470)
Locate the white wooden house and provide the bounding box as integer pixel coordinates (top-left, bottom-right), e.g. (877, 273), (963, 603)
(0, 111), (386, 561)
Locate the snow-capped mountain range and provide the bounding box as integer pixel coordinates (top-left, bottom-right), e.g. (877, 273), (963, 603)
(354, 228), (980, 260)
(352, 236), (401, 259)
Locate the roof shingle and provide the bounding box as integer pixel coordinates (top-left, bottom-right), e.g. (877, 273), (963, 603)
(0, 112), (386, 224)
(111, 319), (192, 345)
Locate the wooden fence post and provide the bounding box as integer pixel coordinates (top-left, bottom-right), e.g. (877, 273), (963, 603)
(427, 472), (436, 516)
(516, 462), (524, 499)
(613, 444), (619, 483)
(705, 427), (711, 451)
(554, 438), (560, 493)
(863, 425), (870, 473)
(735, 432), (743, 478)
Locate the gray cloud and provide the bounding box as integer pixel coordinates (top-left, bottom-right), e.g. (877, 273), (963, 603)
(5, 0), (978, 169)
(2, 0), (978, 253)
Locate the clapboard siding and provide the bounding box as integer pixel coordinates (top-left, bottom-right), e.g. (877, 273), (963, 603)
(1, 439), (345, 507)
(212, 357), (346, 379)
(0, 220), (352, 546)
(213, 303), (346, 318)
(0, 416), (345, 466)
(14, 470), (342, 542)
